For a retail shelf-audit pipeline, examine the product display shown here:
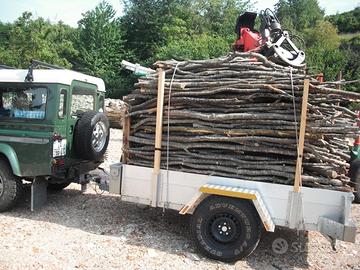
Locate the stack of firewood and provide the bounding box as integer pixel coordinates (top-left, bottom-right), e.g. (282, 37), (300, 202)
(123, 52), (360, 191)
(105, 99), (126, 128)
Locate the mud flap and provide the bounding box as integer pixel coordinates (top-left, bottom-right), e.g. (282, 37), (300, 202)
(31, 177), (47, 211)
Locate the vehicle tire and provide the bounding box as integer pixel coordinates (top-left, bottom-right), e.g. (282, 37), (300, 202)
(191, 196), (262, 262)
(47, 182), (71, 191)
(0, 159), (22, 212)
(350, 160), (360, 203)
(73, 111), (110, 161)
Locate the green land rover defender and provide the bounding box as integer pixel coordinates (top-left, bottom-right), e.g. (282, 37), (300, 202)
(0, 61), (110, 211)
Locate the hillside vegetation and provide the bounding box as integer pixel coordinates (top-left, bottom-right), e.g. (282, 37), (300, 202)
(0, 0), (358, 97)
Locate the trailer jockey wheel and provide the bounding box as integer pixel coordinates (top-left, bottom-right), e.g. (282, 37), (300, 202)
(191, 196), (263, 262)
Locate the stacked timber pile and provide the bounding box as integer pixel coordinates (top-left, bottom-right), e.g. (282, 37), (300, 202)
(105, 99), (126, 128)
(123, 52), (360, 191)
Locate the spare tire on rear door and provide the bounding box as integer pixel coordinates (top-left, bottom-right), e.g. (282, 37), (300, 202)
(73, 111), (110, 161)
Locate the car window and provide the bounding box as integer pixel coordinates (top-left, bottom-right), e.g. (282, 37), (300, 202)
(71, 87), (94, 115)
(59, 89), (67, 119)
(99, 95), (105, 112)
(0, 87), (47, 119)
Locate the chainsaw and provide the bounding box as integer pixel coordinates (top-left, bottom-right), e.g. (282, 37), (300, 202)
(233, 8), (305, 68)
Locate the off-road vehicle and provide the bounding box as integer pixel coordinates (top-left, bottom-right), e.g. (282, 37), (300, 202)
(0, 61), (110, 211)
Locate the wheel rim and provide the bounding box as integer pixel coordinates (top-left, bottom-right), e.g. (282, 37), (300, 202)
(208, 213), (241, 244)
(0, 176), (3, 197)
(92, 122), (107, 152)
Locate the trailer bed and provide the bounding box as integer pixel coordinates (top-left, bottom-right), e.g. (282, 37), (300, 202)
(109, 163), (356, 243)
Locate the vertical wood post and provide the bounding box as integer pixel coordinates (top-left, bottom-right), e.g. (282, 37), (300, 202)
(122, 114), (131, 164)
(337, 71), (343, 90)
(151, 69), (166, 207)
(293, 79), (310, 193)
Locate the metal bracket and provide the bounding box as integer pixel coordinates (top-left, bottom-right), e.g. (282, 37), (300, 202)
(318, 216), (356, 244)
(318, 194), (357, 244)
(31, 177), (48, 211)
(286, 191), (305, 230)
(79, 174), (88, 193)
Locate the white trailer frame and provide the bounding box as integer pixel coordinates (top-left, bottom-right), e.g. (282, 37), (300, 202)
(109, 163), (356, 243)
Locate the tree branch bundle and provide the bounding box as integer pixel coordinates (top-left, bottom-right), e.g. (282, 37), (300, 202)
(123, 52), (360, 192)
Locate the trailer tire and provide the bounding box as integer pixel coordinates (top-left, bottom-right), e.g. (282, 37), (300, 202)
(0, 159), (22, 212)
(73, 111), (110, 161)
(350, 160), (360, 203)
(191, 196), (262, 262)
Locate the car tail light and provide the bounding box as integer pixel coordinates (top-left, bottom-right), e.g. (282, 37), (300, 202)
(52, 133), (63, 141)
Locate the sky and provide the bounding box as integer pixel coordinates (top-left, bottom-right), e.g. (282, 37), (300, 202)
(0, 0), (358, 27)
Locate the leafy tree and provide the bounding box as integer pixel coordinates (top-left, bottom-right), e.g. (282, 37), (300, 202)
(76, 1), (133, 97)
(0, 12), (77, 68)
(156, 0), (251, 61)
(121, 0), (251, 64)
(121, 0), (173, 64)
(189, 0), (251, 37)
(306, 45), (347, 81)
(303, 20), (340, 50)
(156, 33), (230, 60)
(275, 0), (324, 32)
(340, 37), (360, 92)
(327, 7), (360, 33)
(0, 22), (11, 47)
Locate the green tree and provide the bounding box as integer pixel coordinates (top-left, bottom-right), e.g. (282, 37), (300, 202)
(0, 12), (77, 68)
(275, 0), (324, 32)
(302, 21), (347, 81)
(340, 36), (360, 92)
(156, 33), (230, 60)
(76, 1), (133, 97)
(154, 0), (251, 61)
(121, 0), (251, 64)
(121, 0), (172, 64)
(327, 7), (360, 33)
(304, 20), (340, 50)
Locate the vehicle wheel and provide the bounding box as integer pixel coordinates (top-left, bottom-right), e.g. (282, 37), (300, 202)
(0, 159), (22, 212)
(74, 111), (110, 161)
(191, 196), (262, 262)
(350, 160), (360, 203)
(47, 182), (71, 191)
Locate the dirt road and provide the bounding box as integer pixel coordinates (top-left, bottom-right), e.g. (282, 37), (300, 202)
(0, 129), (359, 270)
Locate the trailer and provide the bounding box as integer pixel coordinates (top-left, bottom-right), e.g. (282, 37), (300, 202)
(104, 71), (357, 262)
(108, 163), (356, 261)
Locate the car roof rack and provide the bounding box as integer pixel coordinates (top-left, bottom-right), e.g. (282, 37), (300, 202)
(0, 64), (16, 69)
(25, 60), (64, 82)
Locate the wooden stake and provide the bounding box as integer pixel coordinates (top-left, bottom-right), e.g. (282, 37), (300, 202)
(293, 79), (310, 192)
(121, 114), (131, 164)
(151, 69), (166, 206)
(337, 71), (342, 90)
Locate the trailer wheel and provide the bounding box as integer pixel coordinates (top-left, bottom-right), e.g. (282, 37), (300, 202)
(191, 196), (262, 262)
(0, 159), (22, 212)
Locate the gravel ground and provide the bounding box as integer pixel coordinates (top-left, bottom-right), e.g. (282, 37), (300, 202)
(0, 128), (359, 270)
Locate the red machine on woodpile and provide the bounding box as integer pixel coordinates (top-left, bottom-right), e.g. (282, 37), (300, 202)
(233, 8), (306, 68)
